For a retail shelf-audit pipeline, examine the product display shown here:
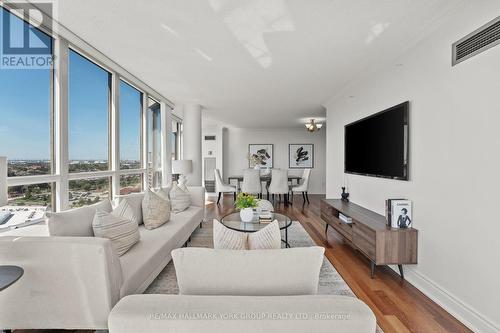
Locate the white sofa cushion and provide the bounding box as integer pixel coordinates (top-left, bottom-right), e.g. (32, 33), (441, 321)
(142, 190), (171, 230)
(172, 246), (325, 296)
(248, 220), (281, 249)
(47, 199), (112, 237)
(170, 183), (191, 213)
(92, 207), (140, 256)
(213, 219), (247, 250)
(213, 219), (281, 250)
(116, 192), (145, 225)
(119, 206), (204, 297)
(109, 294), (377, 333)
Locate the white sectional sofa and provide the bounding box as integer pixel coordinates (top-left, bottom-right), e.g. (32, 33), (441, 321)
(0, 186), (205, 331)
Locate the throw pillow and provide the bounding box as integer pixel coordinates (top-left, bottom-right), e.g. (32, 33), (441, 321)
(92, 206), (140, 256)
(213, 219), (281, 250)
(142, 190), (171, 230)
(213, 219), (248, 250)
(115, 192), (145, 225)
(155, 186), (171, 201)
(112, 198), (139, 225)
(248, 220), (282, 250)
(47, 199), (112, 237)
(170, 183), (191, 213)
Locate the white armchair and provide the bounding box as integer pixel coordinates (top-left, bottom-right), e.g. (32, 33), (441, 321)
(291, 169), (311, 204)
(214, 169), (237, 204)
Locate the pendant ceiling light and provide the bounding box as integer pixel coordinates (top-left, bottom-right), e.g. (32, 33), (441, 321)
(305, 119), (323, 132)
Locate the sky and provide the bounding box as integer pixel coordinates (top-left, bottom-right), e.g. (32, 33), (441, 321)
(0, 8), (142, 161)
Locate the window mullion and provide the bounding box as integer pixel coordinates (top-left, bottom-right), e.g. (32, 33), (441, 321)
(54, 38), (69, 211)
(111, 73), (120, 199)
(141, 93), (147, 190)
(161, 102), (172, 187)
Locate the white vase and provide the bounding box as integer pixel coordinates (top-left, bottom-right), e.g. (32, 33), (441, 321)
(240, 207), (254, 222)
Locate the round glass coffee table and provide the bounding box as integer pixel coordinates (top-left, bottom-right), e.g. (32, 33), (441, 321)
(220, 211), (292, 248)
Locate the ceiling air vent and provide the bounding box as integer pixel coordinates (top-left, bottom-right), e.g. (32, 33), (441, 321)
(204, 135), (216, 141)
(452, 16), (500, 66)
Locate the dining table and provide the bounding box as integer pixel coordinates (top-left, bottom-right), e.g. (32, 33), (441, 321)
(227, 174), (302, 201)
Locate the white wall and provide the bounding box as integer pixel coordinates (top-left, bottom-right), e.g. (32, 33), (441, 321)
(222, 127), (326, 194)
(325, 2), (500, 332)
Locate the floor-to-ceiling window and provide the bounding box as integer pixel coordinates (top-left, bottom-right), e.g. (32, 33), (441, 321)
(67, 50), (111, 207)
(1, 4), (172, 222)
(119, 80), (143, 194)
(68, 50), (110, 174)
(0, 7), (55, 211)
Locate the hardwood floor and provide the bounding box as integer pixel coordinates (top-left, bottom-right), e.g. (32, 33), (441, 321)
(207, 193), (473, 333)
(17, 194), (472, 333)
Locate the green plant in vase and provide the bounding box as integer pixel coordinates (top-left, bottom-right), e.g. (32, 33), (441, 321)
(235, 193), (259, 222)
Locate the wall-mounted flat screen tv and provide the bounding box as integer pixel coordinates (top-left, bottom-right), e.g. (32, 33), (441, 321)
(345, 101), (409, 180)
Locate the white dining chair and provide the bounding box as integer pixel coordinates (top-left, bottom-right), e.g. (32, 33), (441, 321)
(214, 169), (237, 204)
(291, 169), (311, 204)
(257, 199), (274, 212)
(241, 169), (262, 198)
(268, 169), (290, 205)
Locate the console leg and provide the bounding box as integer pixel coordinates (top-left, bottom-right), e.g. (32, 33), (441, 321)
(325, 223), (329, 234)
(370, 261), (375, 279)
(398, 264), (404, 279)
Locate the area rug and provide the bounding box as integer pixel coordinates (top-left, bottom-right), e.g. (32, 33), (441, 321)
(145, 220), (383, 332)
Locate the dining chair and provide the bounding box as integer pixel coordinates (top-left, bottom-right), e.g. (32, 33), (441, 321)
(241, 169), (262, 198)
(268, 169), (290, 205)
(214, 169), (237, 204)
(291, 169), (311, 204)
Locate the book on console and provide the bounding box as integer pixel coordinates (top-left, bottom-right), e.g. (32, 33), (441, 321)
(386, 199), (412, 229)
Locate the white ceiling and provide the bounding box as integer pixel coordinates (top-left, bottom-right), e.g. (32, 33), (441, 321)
(47, 0), (461, 128)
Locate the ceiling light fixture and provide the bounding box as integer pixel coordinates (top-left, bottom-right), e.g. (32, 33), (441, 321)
(305, 119), (323, 132)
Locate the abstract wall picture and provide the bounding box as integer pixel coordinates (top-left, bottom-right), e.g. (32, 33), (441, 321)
(248, 144), (274, 168)
(289, 144), (314, 168)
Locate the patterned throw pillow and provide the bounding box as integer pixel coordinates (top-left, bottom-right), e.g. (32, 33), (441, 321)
(170, 183), (191, 213)
(213, 219), (247, 250)
(142, 190), (171, 230)
(212, 219), (282, 250)
(92, 201), (140, 256)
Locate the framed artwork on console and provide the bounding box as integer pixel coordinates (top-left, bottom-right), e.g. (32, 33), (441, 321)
(289, 144), (314, 168)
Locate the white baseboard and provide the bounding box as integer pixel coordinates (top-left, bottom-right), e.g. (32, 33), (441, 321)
(389, 265), (500, 333)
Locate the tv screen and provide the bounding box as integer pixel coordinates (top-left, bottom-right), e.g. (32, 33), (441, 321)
(345, 102), (409, 180)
